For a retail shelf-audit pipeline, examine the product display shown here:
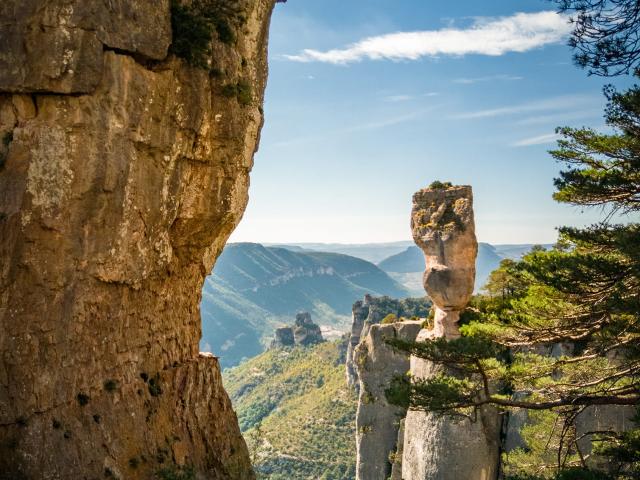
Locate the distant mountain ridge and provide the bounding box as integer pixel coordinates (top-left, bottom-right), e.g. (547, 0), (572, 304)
(200, 243), (409, 368)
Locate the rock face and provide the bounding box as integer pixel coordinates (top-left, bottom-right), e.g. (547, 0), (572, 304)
(402, 359), (501, 480)
(354, 321), (422, 480)
(403, 184), (501, 480)
(0, 1), (275, 479)
(270, 327), (295, 348)
(346, 295), (431, 389)
(411, 185), (477, 338)
(293, 312), (324, 346)
(269, 312), (324, 349)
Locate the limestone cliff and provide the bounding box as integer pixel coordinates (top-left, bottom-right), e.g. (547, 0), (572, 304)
(345, 295), (431, 389)
(0, 1), (275, 478)
(354, 320), (421, 480)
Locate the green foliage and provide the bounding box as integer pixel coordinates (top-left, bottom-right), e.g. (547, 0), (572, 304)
(428, 180), (453, 190)
(224, 341), (356, 479)
(156, 466), (196, 480)
(76, 393), (90, 406)
(169, 1), (213, 68)
(222, 80), (253, 106)
(556, 0), (640, 76)
(104, 379), (118, 392)
(148, 374), (163, 397)
(169, 0), (238, 69)
(381, 313), (398, 324)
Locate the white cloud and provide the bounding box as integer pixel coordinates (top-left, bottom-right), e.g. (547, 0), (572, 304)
(453, 74), (523, 84)
(423, 92), (439, 97)
(384, 94), (413, 102)
(512, 132), (560, 147)
(451, 94), (596, 120)
(284, 11), (571, 64)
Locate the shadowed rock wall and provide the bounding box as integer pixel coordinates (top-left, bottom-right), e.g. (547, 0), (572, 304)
(0, 1), (275, 478)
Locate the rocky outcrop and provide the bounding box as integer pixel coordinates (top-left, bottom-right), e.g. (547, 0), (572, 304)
(354, 320), (422, 480)
(270, 327), (295, 348)
(269, 312), (324, 349)
(402, 184), (501, 480)
(293, 312), (324, 346)
(346, 295), (431, 389)
(0, 1), (275, 479)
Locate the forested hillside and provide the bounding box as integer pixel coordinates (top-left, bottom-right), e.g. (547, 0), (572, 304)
(224, 341), (357, 480)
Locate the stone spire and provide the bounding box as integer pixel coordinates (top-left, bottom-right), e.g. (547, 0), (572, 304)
(402, 183), (500, 480)
(410, 184), (477, 338)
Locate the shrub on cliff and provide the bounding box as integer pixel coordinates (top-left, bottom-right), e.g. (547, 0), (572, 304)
(169, 0), (236, 69)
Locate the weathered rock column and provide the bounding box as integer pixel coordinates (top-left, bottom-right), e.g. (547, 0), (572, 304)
(402, 184), (501, 480)
(354, 321), (422, 480)
(411, 185), (477, 339)
(0, 1), (275, 479)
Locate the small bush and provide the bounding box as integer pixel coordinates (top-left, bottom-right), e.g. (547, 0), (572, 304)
(169, 1), (237, 69)
(428, 180), (453, 190)
(129, 457), (139, 469)
(77, 393), (90, 406)
(148, 374), (162, 397)
(52, 419), (62, 429)
(157, 465), (196, 480)
(104, 379), (118, 392)
(381, 313), (398, 324)
(170, 1), (213, 69)
(221, 81), (253, 106)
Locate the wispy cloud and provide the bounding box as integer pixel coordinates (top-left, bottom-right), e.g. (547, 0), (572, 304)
(512, 133), (560, 147)
(384, 95), (413, 102)
(284, 11), (570, 64)
(453, 74), (523, 84)
(515, 109), (602, 126)
(269, 110), (434, 148)
(451, 94), (597, 120)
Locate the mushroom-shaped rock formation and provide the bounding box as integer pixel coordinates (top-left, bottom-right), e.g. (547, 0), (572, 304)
(402, 183), (501, 480)
(410, 184), (477, 339)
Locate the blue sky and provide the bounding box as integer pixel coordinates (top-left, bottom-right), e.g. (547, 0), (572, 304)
(229, 0), (632, 245)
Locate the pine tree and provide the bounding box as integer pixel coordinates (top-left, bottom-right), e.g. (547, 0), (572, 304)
(387, 79), (640, 478)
